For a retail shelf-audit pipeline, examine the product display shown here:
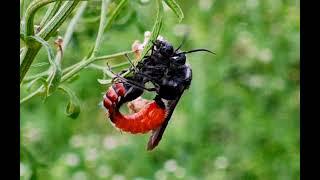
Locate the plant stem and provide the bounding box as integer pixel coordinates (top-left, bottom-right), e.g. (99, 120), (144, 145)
(39, 0), (63, 28)
(103, 0), (128, 33)
(89, 61), (130, 71)
(37, 0), (81, 40)
(20, 87), (44, 104)
(92, 0), (110, 57)
(138, 0), (163, 62)
(23, 51), (132, 84)
(111, 61), (130, 69)
(21, 50), (133, 103)
(24, 0), (56, 37)
(20, 43), (43, 82)
(20, 0), (25, 19)
(63, 60), (85, 74)
(93, 50), (133, 61)
(24, 71), (49, 82)
(60, 1), (88, 52)
(61, 60), (90, 82)
(61, 50), (133, 82)
(20, 0), (80, 84)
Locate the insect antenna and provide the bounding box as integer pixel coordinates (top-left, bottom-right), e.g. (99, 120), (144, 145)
(175, 32), (189, 52)
(181, 48), (215, 55)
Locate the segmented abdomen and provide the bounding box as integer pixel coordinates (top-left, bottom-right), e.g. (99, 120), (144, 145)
(112, 102), (166, 134)
(103, 83), (166, 134)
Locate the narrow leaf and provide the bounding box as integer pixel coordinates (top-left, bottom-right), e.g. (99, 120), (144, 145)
(104, 0), (128, 32)
(164, 0), (184, 22)
(139, 0), (164, 62)
(97, 79), (112, 85)
(28, 35), (62, 95)
(20, 33), (25, 42)
(31, 62), (49, 67)
(39, 0), (63, 28)
(104, 69), (116, 78)
(58, 86), (81, 119)
(26, 77), (48, 93)
(91, 0), (110, 57)
(65, 74), (80, 83)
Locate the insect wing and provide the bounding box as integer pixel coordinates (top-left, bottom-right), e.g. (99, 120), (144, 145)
(147, 93), (183, 150)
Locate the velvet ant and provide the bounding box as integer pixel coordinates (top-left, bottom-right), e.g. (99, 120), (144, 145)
(103, 36), (213, 150)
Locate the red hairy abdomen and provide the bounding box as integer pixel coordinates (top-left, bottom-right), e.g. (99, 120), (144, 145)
(103, 83), (166, 134)
(111, 102), (166, 134)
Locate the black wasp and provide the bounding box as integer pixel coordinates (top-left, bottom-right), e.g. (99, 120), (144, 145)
(103, 38), (214, 150)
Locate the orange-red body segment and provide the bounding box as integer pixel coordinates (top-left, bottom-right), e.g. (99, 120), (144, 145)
(110, 102), (166, 134)
(104, 83), (167, 134)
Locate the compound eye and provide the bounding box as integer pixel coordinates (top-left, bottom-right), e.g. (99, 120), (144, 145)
(171, 54), (186, 65)
(160, 44), (174, 57)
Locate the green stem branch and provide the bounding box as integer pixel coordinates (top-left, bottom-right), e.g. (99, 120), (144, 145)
(20, 87), (44, 104)
(20, 0), (80, 84)
(23, 0), (56, 37)
(21, 50), (133, 104)
(92, 0), (110, 57)
(60, 1), (88, 52)
(61, 50), (133, 82)
(39, 0), (63, 29)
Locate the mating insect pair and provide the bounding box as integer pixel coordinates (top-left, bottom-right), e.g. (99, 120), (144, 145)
(103, 38), (213, 150)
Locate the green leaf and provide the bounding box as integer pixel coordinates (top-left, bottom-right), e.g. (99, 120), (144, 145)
(104, 0), (128, 33)
(20, 33), (25, 42)
(97, 78), (112, 85)
(113, 8), (137, 29)
(26, 77), (48, 93)
(23, 0), (56, 37)
(164, 0), (184, 22)
(85, 46), (95, 59)
(31, 62), (49, 67)
(21, 1), (80, 84)
(90, 0), (128, 58)
(91, 0), (110, 57)
(136, 0), (152, 5)
(139, 0), (164, 62)
(39, 0), (63, 28)
(65, 74), (80, 83)
(58, 86), (81, 119)
(26, 77), (49, 101)
(104, 68), (116, 78)
(28, 35), (62, 96)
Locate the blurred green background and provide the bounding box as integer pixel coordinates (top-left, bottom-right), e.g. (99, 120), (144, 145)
(20, 0), (300, 179)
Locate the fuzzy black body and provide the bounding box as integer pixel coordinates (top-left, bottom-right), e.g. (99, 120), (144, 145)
(109, 39), (194, 150)
(119, 39), (192, 105)
(109, 38), (216, 150)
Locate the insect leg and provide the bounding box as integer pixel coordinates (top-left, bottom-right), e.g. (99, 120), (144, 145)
(124, 53), (138, 73)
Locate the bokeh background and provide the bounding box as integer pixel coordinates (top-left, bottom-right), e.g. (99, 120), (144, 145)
(20, 0), (300, 179)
